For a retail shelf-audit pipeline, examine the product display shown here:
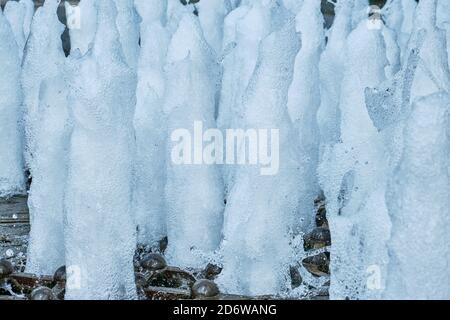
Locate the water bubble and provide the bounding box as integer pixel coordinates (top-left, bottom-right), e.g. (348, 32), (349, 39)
(5, 249), (14, 258)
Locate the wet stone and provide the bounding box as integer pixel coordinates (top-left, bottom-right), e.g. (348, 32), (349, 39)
(140, 253), (167, 272)
(0, 235), (11, 243)
(8, 277), (28, 295)
(302, 253), (330, 277)
(180, 0), (200, 4)
(316, 206), (328, 228)
(134, 244), (151, 270)
(135, 272), (149, 288)
(0, 295), (27, 300)
(203, 263), (222, 280)
(148, 266), (196, 289)
(290, 266), (303, 289)
(30, 286), (55, 300)
(314, 194), (328, 228)
(159, 237), (168, 253)
(135, 272), (151, 300)
(303, 227), (331, 251)
(52, 283), (65, 300)
(145, 286), (191, 300)
(0, 276), (30, 296)
(0, 259), (14, 278)
(9, 273), (53, 297)
(53, 266), (66, 284)
(192, 279), (220, 298)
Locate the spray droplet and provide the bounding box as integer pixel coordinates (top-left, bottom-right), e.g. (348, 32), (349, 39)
(6, 249), (14, 258)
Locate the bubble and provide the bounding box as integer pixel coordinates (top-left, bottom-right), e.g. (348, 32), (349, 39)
(5, 249), (15, 258)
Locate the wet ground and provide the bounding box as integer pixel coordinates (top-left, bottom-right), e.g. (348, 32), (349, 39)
(0, 195), (329, 300)
(0, 196), (28, 273)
